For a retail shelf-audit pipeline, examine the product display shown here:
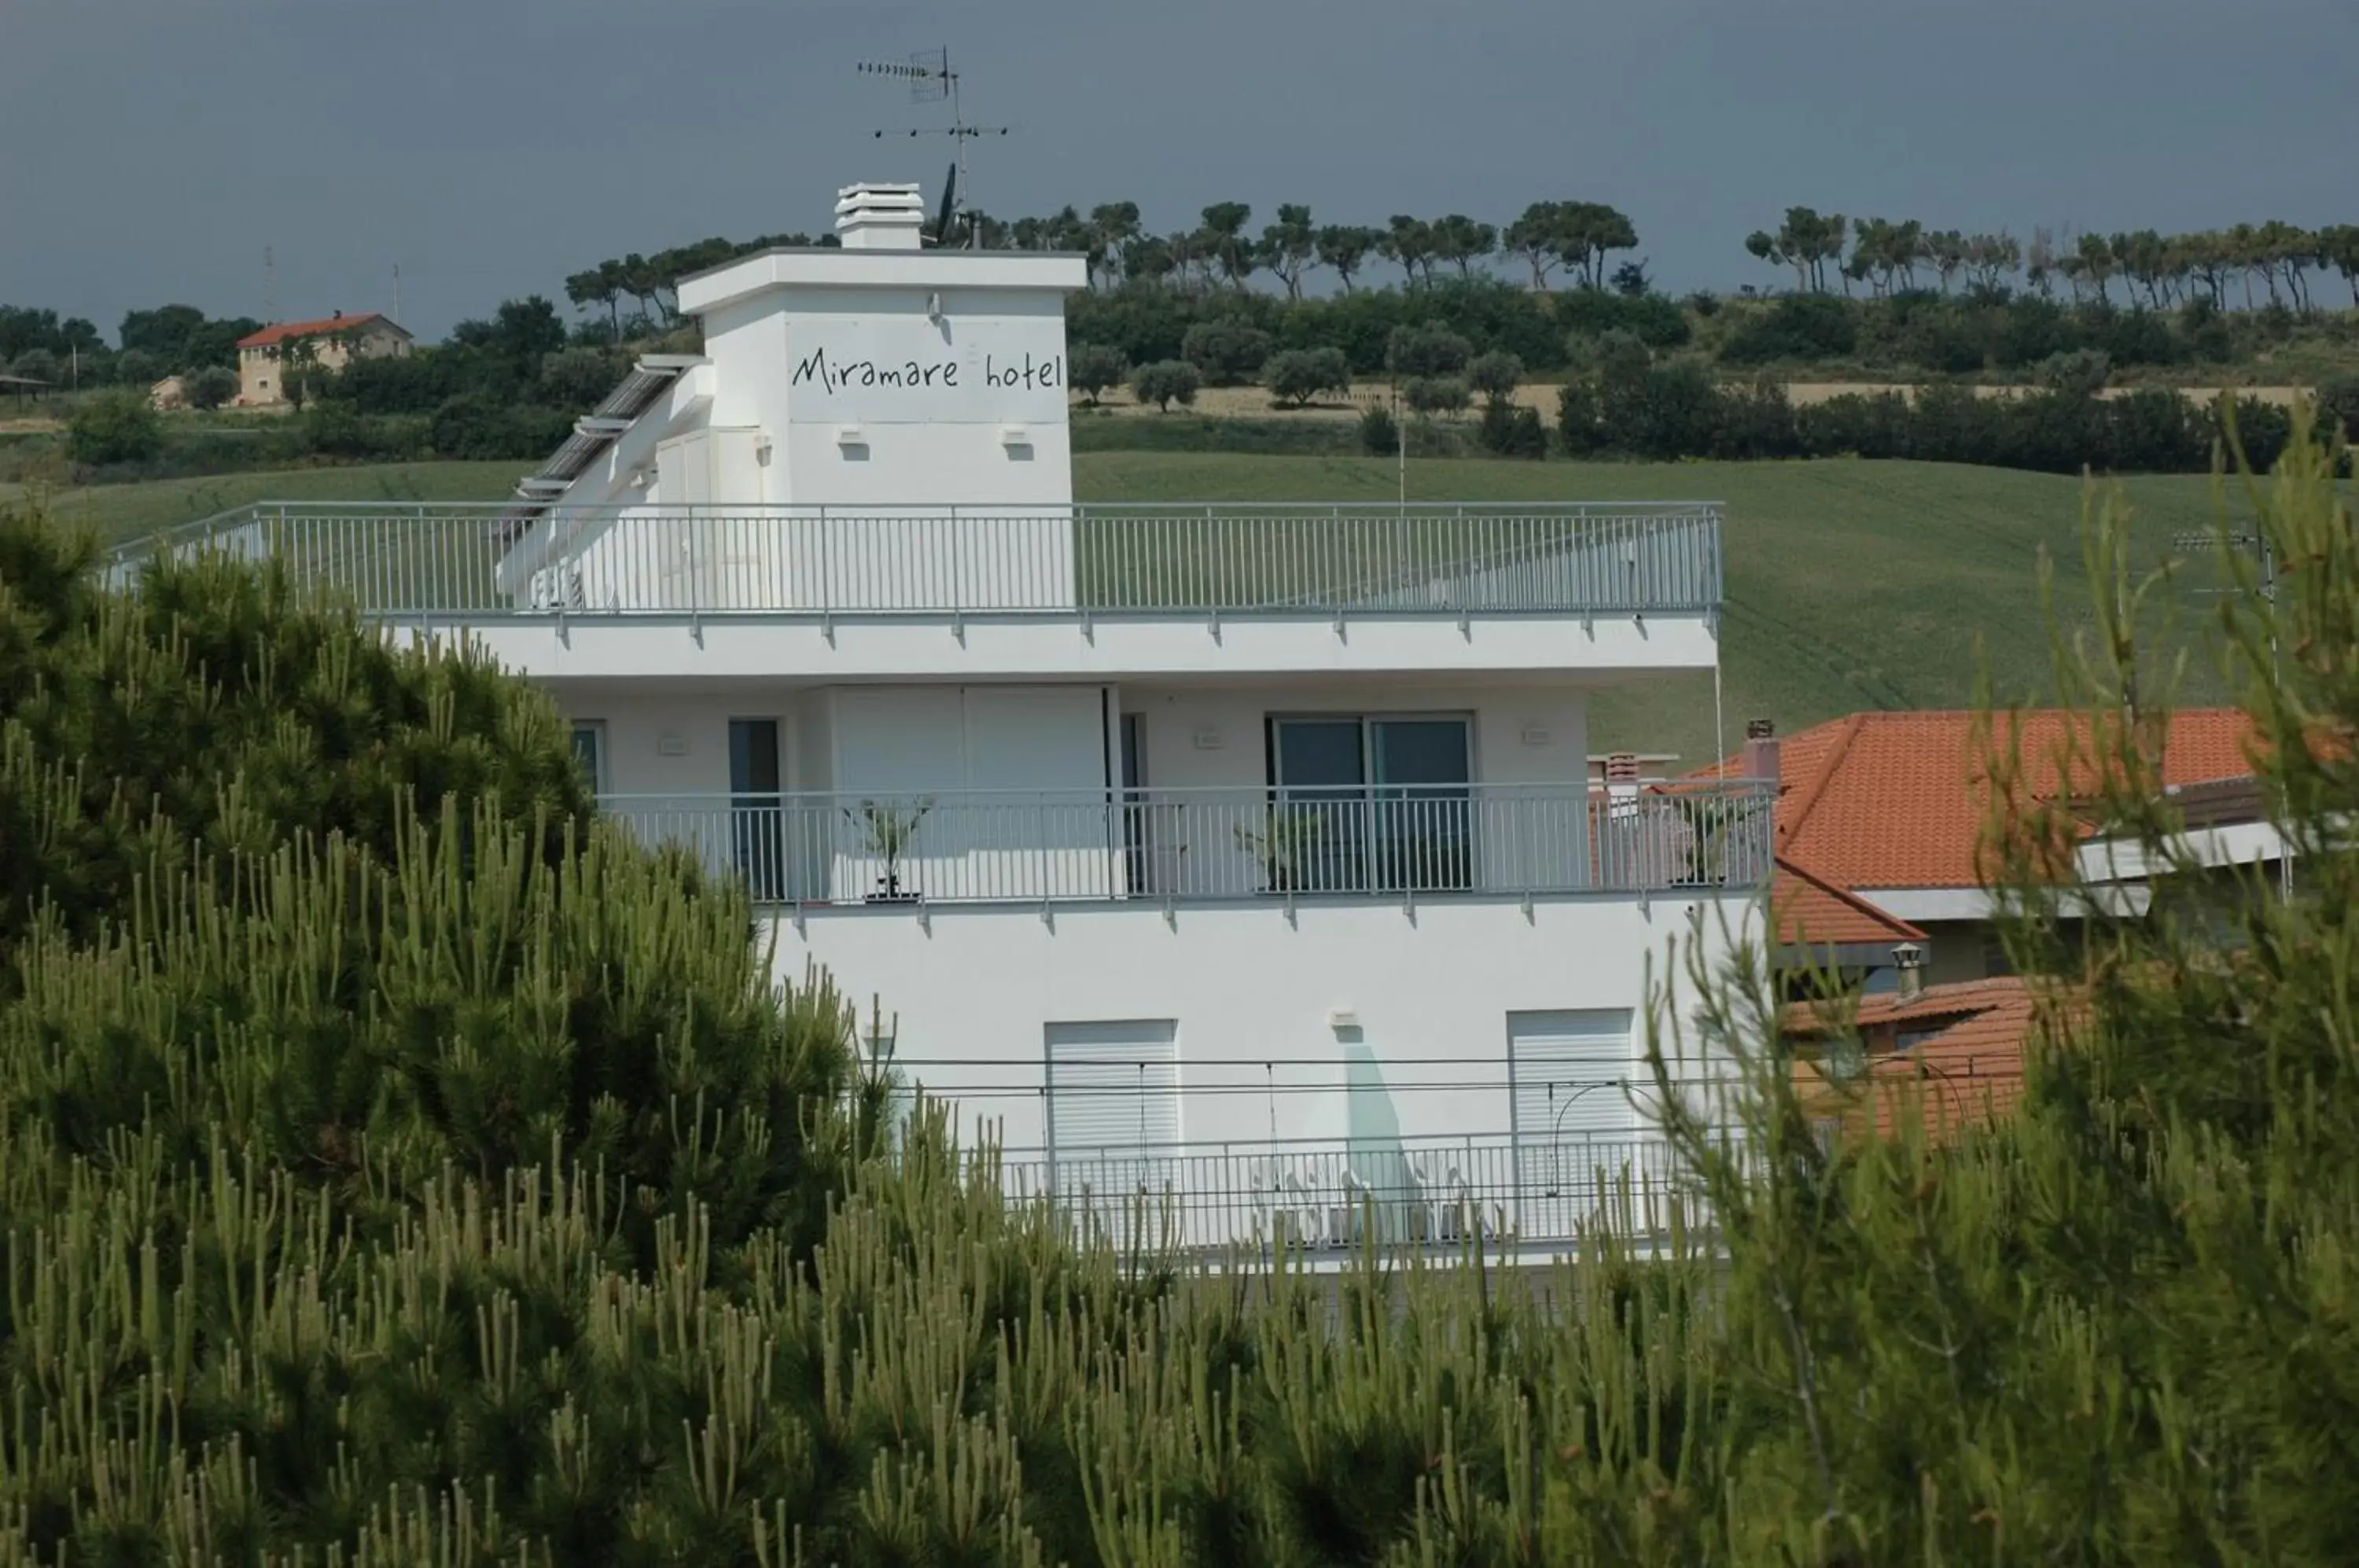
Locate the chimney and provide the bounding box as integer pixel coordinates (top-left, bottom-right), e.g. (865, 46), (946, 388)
(1741, 717), (1779, 786)
(834, 182), (927, 251)
(1892, 941), (1925, 1001)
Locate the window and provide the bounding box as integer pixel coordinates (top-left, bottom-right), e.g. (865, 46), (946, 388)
(570, 720), (608, 794)
(1264, 716), (1472, 893)
(729, 719), (785, 901)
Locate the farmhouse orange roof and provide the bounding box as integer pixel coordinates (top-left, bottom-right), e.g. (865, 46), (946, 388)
(235, 312), (403, 350)
(1707, 709), (2258, 891)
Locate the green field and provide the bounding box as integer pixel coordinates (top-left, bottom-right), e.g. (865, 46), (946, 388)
(20, 454), (2254, 765)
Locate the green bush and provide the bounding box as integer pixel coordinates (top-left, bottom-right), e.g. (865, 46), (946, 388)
(1717, 293), (1858, 365)
(1129, 358), (1202, 411)
(1180, 320), (1272, 386)
(1359, 401), (1400, 455)
(185, 363), (241, 409)
(1475, 399), (1548, 458)
(1385, 322), (1471, 380)
(1263, 346), (1352, 407)
(1069, 342), (1130, 405)
(1403, 374), (1470, 417)
(1467, 348), (1524, 403)
(66, 387), (164, 465)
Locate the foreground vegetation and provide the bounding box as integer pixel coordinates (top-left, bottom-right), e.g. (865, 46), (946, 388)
(0, 410), (2353, 1560)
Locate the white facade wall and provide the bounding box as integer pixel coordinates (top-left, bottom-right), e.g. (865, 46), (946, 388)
(765, 891), (1750, 1155)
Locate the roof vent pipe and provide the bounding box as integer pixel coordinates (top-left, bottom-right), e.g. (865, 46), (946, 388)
(1892, 941), (1925, 1002)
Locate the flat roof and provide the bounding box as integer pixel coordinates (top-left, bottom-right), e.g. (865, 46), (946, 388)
(677, 246), (1089, 316)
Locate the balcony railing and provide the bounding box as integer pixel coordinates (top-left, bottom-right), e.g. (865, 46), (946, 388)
(992, 1131), (1709, 1253)
(108, 500), (1723, 621)
(600, 780), (1773, 907)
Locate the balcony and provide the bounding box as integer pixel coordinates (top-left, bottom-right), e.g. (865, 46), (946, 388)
(992, 1131), (1706, 1255)
(601, 779), (1774, 907)
(109, 500), (1724, 624)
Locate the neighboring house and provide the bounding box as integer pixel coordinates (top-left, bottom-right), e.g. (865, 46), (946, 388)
(1710, 709), (2256, 990)
(1790, 971), (2045, 1143)
(234, 311), (411, 407)
(113, 180), (1766, 1259)
(149, 376), (187, 411)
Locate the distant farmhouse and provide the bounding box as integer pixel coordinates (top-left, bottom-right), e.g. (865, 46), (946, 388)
(234, 311), (411, 407)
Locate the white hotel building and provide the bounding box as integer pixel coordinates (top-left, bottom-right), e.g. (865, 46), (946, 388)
(126, 184), (1768, 1255)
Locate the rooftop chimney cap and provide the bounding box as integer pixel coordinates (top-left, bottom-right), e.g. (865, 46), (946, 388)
(834, 182), (929, 250)
(1744, 717), (1775, 739)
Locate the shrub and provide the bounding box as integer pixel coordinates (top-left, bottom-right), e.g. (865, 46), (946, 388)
(1717, 293), (1858, 365)
(1467, 350), (1524, 404)
(1263, 346), (1352, 408)
(1069, 343), (1131, 405)
(112, 348), (160, 387)
(429, 393), (570, 460)
(2037, 348), (2113, 396)
(1385, 323), (1472, 381)
(1130, 359), (1201, 411)
(184, 364), (240, 410)
(537, 344), (629, 410)
(67, 388), (163, 465)
(1180, 321), (1272, 385)
(1359, 402), (1400, 456)
(2316, 375), (2359, 443)
(1403, 375), (1470, 418)
(9, 348), (59, 387)
(1475, 399), (1548, 458)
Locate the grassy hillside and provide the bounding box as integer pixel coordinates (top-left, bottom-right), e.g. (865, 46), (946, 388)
(2, 462), (522, 542)
(28, 454), (2250, 767)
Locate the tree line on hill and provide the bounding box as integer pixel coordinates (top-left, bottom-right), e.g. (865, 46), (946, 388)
(2, 418), (2357, 1560)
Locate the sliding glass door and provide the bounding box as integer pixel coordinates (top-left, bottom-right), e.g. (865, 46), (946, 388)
(1372, 719), (1473, 893)
(1268, 716), (1471, 893)
(729, 718), (785, 901)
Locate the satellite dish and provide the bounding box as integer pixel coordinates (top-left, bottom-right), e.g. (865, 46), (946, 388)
(928, 161), (959, 248)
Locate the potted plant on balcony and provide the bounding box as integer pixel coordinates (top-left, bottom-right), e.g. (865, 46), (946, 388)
(846, 798), (931, 902)
(1235, 804), (1325, 894)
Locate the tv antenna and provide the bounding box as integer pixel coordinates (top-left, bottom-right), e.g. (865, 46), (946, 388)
(857, 47), (1010, 248)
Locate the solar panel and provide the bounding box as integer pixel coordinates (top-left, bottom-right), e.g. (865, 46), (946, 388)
(491, 354), (704, 542)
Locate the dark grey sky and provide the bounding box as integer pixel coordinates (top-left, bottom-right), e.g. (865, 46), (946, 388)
(4, 0), (2349, 342)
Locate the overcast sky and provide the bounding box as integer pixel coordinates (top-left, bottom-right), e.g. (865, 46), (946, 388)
(4, 0), (2350, 342)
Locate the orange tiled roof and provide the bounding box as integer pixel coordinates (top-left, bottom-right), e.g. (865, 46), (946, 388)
(1791, 976), (2052, 1142)
(1711, 709), (2258, 891)
(1772, 856), (1926, 948)
(235, 312), (403, 350)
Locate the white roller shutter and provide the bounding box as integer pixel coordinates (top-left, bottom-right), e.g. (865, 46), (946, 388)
(1507, 1010), (1639, 1236)
(1046, 1020), (1179, 1248)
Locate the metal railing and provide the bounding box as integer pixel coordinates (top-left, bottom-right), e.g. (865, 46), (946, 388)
(992, 1131), (1706, 1253)
(106, 500), (1723, 620)
(598, 780), (1773, 906)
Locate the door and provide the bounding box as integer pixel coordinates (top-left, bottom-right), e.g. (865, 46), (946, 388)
(569, 720), (608, 796)
(1270, 717), (1368, 893)
(729, 718), (785, 900)
(1372, 719), (1472, 892)
(1119, 714), (1147, 894)
(1507, 1010), (1637, 1241)
(1046, 1019), (1180, 1249)
(1268, 716), (1473, 893)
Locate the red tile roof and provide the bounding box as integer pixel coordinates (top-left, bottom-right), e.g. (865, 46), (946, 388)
(1772, 856), (1925, 948)
(235, 312), (405, 350)
(1709, 709), (2258, 892)
(1791, 976), (2055, 1141)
